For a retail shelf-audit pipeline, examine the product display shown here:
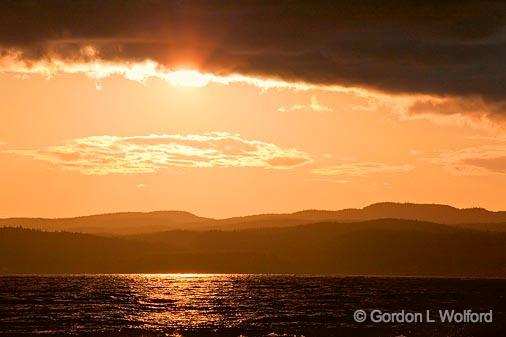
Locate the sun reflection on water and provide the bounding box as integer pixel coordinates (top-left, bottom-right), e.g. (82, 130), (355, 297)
(140, 273), (222, 278)
(1, 274), (376, 334)
(129, 274), (253, 329)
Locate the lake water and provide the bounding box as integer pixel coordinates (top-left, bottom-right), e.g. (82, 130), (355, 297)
(0, 275), (504, 336)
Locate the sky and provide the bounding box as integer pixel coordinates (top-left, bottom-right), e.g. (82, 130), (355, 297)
(1, 1), (506, 218)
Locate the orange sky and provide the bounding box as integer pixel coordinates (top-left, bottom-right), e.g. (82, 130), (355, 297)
(1, 66), (506, 218)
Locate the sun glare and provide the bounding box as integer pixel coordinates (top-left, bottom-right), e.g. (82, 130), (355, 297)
(166, 70), (211, 88)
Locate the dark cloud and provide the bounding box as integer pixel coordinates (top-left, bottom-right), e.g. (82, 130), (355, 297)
(1, 1), (506, 108)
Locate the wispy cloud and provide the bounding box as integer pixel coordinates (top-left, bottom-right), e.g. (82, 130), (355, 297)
(278, 95), (332, 113)
(423, 144), (506, 175)
(409, 149), (424, 156)
(303, 178), (350, 184)
(313, 161), (413, 177)
(4, 133), (312, 175)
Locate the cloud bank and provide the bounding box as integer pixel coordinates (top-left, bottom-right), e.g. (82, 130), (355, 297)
(5, 133), (311, 175)
(1, 1), (506, 119)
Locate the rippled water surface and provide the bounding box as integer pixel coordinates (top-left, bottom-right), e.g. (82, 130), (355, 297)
(0, 275), (505, 336)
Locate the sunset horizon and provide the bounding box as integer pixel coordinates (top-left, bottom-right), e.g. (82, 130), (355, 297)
(1, 200), (505, 220)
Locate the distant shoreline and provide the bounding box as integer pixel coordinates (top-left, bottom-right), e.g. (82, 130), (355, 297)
(2, 273), (506, 280)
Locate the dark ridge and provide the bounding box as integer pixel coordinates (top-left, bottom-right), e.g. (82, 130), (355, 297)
(1, 219), (505, 277)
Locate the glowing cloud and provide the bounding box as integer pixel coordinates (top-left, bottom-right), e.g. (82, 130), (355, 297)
(0, 51), (322, 91)
(4, 133), (312, 175)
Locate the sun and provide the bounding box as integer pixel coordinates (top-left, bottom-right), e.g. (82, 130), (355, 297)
(166, 70), (212, 88)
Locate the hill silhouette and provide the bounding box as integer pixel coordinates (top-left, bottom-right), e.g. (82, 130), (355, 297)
(0, 211), (211, 234)
(1, 219), (505, 276)
(1, 202), (505, 234)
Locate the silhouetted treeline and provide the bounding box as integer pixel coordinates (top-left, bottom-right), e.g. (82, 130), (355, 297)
(1, 219), (505, 276)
